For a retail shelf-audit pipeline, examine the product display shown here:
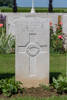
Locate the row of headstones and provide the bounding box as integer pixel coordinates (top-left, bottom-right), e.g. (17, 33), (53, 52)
(4, 13), (67, 50)
(5, 13), (61, 35)
(3, 13), (66, 34)
(0, 13), (67, 50)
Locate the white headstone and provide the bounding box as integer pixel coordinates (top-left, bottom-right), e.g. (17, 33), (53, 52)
(63, 15), (67, 50)
(63, 15), (67, 35)
(15, 15), (50, 87)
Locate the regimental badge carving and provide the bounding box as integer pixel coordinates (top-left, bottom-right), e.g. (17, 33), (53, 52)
(26, 43), (40, 57)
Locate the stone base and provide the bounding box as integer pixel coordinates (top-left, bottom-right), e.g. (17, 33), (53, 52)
(31, 8), (35, 13)
(16, 77), (49, 88)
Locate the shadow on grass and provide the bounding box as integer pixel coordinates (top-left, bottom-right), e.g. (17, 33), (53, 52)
(50, 72), (62, 83)
(0, 73), (15, 79)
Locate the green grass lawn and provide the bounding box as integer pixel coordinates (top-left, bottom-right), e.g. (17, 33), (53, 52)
(0, 54), (15, 79)
(50, 54), (66, 74)
(10, 96), (67, 100)
(0, 96), (67, 100)
(0, 7), (67, 12)
(0, 53), (66, 100)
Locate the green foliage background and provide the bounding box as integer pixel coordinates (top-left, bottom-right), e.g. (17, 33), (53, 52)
(0, 0), (13, 7)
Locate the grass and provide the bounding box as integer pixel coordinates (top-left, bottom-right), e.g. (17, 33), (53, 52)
(50, 53), (66, 75)
(0, 54), (15, 79)
(0, 96), (67, 100)
(0, 7), (67, 12)
(11, 96), (67, 100)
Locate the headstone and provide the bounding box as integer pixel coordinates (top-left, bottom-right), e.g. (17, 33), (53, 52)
(6, 14), (19, 35)
(15, 15), (50, 88)
(63, 15), (67, 34)
(6, 13), (63, 36)
(63, 15), (67, 50)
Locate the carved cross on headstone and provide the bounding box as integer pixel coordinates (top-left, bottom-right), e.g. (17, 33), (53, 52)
(15, 16), (49, 87)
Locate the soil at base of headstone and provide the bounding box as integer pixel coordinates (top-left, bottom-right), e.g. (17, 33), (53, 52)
(22, 87), (58, 97)
(0, 87), (67, 99)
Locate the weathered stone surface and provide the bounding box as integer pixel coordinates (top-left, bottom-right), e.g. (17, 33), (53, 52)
(4, 13), (63, 36)
(63, 15), (67, 50)
(63, 15), (67, 34)
(15, 14), (50, 87)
